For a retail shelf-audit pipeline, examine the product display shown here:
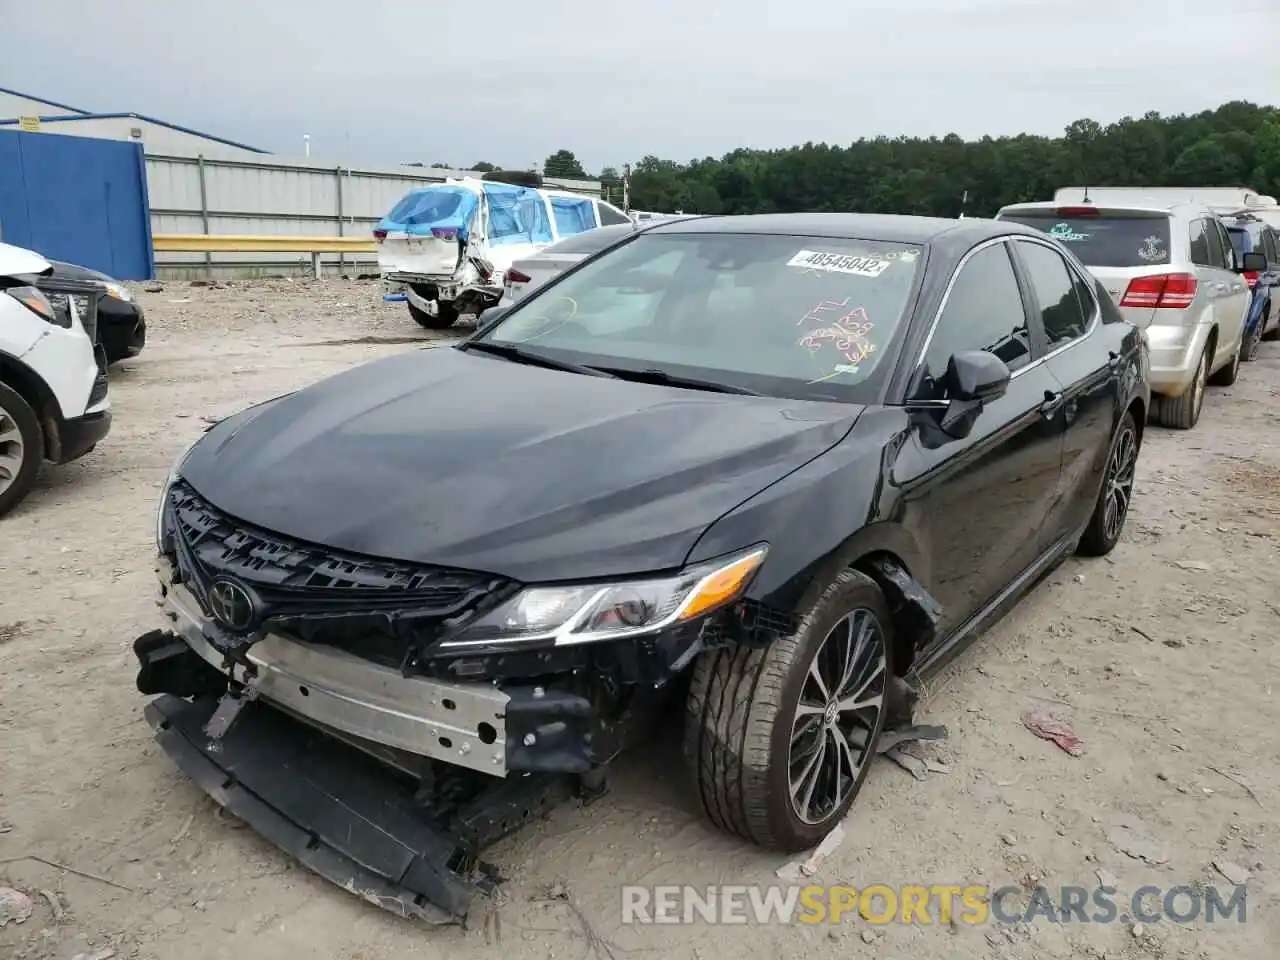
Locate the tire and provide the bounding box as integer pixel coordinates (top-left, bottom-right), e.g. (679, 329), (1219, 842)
(1241, 320), (1262, 362)
(1262, 302), (1279, 342)
(0, 382), (44, 518)
(684, 569), (892, 852)
(407, 300), (458, 330)
(1077, 411), (1138, 557)
(1151, 343), (1207, 430)
(1207, 336), (1240, 386)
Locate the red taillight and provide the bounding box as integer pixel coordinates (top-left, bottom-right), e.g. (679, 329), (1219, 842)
(1120, 273), (1198, 309)
(1056, 206), (1099, 217)
(506, 268), (531, 284)
(1244, 271), (1259, 288)
(372, 228), (387, 241)
(431, 227), (458, 240)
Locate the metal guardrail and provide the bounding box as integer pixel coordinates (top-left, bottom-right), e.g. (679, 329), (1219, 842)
(152, 234), (376, 277)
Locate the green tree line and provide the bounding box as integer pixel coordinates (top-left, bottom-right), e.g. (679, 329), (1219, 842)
(575, 101), (1280, 217)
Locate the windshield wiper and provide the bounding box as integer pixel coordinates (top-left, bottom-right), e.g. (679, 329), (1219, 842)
(588, 366), (762, 396)
(458, 340), (617, 378)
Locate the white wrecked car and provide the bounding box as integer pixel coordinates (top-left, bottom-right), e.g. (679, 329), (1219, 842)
(375, 176), (631, 329)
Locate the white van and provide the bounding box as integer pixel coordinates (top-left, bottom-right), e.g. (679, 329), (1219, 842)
(375, 177), (631, 329)
(0, 241), (112, 516)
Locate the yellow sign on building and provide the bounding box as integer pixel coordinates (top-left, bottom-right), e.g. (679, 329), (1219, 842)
(18, 116), (41, 132)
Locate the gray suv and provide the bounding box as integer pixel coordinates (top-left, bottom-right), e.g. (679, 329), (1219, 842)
(995, 200), (1251, 429)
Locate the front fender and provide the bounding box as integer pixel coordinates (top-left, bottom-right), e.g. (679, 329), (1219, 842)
(686, 409), (928, 616)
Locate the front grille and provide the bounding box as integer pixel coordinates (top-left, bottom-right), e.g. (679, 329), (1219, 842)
(36, 279), (104, 343)
(165, 480), (510, 665)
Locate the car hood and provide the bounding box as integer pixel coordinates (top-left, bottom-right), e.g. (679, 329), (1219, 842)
(0, 242), (51, 278)
(49, 259), (115, 283)
(180, 346), (861, 583)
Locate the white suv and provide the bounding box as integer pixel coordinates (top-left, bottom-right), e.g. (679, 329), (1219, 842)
(995, 200), (1252, 430)
(0, 241), (112, 516)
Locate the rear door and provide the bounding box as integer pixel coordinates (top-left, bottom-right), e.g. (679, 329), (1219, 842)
(1009, 238), (1119, 543)
(996, 207), (1176, 330)
(1201, 218), (1249, 359)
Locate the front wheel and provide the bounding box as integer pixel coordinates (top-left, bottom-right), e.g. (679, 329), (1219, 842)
(1077, 411), (1138, 557)
(0, 382), (44, 518)
(684, 569), (891, 852)
(407, 300), (458, 330)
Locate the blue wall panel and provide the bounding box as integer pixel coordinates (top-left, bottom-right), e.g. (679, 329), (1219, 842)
(0, 128), (154, 279)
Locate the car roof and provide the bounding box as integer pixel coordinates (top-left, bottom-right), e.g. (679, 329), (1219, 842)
(643, 212), (1032, 246)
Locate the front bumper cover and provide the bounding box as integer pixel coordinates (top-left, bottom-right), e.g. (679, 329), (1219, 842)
(145, 693), (493, 923)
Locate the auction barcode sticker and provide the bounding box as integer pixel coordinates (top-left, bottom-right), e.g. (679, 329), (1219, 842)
(787, 250), (892, 277)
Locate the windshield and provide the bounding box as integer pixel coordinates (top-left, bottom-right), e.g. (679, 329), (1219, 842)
(1000, 212), (1172, 267)
(481, 232), (924, 402)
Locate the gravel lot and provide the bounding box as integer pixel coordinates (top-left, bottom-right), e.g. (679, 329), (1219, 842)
(2, 279), (1278, 960)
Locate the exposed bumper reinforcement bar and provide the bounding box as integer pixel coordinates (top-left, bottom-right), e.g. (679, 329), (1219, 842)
(144, 694), (495, 924)
(157, 576), (512, 776)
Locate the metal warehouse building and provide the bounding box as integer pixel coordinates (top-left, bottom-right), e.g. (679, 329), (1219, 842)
(2, 86), (604, 280)
(0, 85), (267, 158)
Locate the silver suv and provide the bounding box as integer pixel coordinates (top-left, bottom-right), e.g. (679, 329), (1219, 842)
(995, 200), (1251, 429)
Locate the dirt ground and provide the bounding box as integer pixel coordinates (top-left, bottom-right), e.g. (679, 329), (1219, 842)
(2, 279), (1278, 960)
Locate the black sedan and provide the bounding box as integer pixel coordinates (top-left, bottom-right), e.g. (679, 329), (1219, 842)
(47, 260), (146, 364)
(135, 213), (1148, 919)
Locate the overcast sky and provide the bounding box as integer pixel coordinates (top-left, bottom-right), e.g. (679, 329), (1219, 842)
(2, 0), (1277, 172)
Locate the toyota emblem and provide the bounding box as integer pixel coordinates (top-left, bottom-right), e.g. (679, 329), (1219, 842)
(208, 578), (256, 632)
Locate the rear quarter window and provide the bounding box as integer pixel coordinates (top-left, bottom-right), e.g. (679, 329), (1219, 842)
(1000, 214), (1171, 267)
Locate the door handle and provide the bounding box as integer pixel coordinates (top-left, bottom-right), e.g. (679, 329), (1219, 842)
(1040, 390), (1064, 417)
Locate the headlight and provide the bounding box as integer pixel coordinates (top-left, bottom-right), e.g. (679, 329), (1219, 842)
(5, 285), (65, 326)
(104, 281), (133, 303)
(439, 545), (767, 650)
(156, 440), (198, 549)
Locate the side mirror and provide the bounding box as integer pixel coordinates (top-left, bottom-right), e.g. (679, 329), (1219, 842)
(945, 350), (1011, 402)
(1239, 251), (1266, 273)
(475, 305), (509, 333)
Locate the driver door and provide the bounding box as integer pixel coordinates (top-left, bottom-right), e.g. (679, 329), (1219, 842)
(892, 240), (1065, 639)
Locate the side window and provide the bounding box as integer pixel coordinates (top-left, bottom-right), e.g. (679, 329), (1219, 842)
(1214, 221), (1236, 269)
(1265, 230), (1280, 264)
(597, 202), (631, 226)
(1202, 220), (1228, 269)
(924, 243), (1032, 378)
(1188, 219), (1212, 267)
(1016, 241), (1091, 346)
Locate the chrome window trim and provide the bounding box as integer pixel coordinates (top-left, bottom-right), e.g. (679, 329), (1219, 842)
(1010, 235), (1102, 367)
(913, 235), (1101, 386)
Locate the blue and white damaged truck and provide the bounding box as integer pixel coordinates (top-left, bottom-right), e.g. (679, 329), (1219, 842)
(375, 176), (631, 329)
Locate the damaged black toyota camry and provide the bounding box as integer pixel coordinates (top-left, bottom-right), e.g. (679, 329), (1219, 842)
(135, 213), (1148, 922)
